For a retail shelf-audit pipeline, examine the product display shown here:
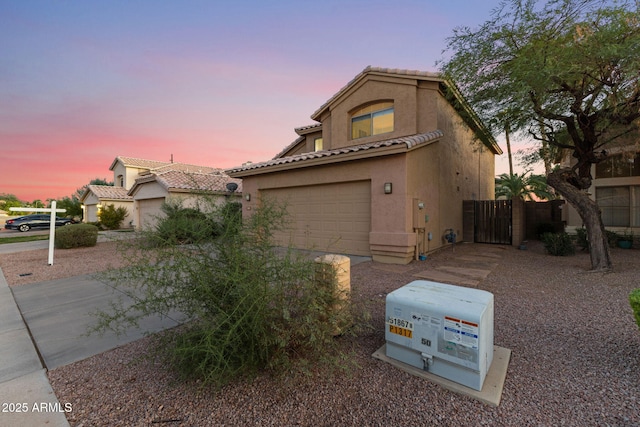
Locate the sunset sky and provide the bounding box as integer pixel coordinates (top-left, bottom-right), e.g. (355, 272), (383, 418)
(1, 0), (519, 203)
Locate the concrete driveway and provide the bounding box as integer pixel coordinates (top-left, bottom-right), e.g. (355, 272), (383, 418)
(11, 275), (183, 370)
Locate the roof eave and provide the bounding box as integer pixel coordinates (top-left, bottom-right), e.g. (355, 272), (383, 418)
(228, 140), (437, 178)
(439, 81), (503, 155)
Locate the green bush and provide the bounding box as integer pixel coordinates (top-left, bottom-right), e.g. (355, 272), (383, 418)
(573, 227), (621, 252)
(541, 232), (575, 256)
(149, 201), (221, 246)
(93, 198), (365, 387)
(55, 224), (99, 249)
(98, 204), (128, 230)
(630, 289), (640, 331)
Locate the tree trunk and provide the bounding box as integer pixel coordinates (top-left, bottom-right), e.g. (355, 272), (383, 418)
(505, 123), (513, 177)
(547, 168), (612, 271)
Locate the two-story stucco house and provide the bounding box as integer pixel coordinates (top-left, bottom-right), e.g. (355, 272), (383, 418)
(227, 67), (502, 264)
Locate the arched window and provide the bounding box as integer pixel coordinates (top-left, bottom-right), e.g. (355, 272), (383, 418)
(117, 175), (124, 187)
(351, 101), (394, 140)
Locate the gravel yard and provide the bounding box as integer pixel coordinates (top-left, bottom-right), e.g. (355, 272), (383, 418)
(3, 240), (639, 426)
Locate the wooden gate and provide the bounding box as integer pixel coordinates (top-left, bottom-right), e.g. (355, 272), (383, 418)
(463, 200), (512, 244)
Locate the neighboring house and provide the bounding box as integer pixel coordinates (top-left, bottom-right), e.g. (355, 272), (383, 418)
(227, 66), (502, 264)
(128, 165), (242, 230)
(81, 156), (173, 226)
(563, 144), (640, 233)
(81, 185), (133, 225)
(82, 156), (241, 229)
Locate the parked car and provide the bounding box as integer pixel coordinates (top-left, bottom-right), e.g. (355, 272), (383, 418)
(4, 214), (74, 232)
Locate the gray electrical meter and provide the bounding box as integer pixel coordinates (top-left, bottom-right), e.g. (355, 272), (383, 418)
(385, 280), (494, 391)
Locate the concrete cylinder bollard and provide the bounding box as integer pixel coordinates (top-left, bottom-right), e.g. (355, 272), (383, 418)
(314, 254), (351, 335)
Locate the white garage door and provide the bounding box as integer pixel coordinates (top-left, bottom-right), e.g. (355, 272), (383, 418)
(262, 181), (371, 256)
(137, 198), (166, 230)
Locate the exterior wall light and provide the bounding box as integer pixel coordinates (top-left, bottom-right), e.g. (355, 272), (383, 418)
(245, 193), (251, 201)
(384, 182), (392, 194)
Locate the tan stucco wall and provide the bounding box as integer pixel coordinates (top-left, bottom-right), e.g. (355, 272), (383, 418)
(111, 162), (148, 190)
(431, 96), (496, 242)
(326, 77), (419, 151)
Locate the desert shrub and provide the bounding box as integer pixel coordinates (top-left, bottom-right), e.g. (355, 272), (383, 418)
(98, 204), (128, 230)
(55, 224), (99, 249)
(573, 227), (620, 251)
(541, 232), (575, 256)
(630, 289), (640, 331)
(93, 198), (365, 387)
(150, 202), (219, 246)
(219, 200), (242, 235)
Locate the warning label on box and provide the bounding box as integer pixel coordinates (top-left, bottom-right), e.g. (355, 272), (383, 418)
(443, 316), (479, 349)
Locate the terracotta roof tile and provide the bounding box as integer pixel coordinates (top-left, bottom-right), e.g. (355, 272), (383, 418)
(271, 136), (305, 160)
(86, 185), (132, 200)
(110, 156), (171, 171)
(150, 163), (222, 174)
(294, 123), (322, 135)
(130, 168), (242, 195)
(227, 130), (444, 174)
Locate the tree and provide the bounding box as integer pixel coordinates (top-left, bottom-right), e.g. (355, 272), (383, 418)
(0, 193), (25, 215)
(440, 0), (640, 270)
(56, 196), (83, 219)
(495, 172), (555, 200)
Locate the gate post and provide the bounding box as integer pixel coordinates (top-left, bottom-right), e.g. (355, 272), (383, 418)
(511, 197), (526, 248)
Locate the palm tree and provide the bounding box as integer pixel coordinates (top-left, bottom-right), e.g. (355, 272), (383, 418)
(495, 172), (554, 201)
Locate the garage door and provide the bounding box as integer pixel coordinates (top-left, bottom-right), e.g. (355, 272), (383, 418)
(137, 198), (166, 230)
(262, 181), (371, 256)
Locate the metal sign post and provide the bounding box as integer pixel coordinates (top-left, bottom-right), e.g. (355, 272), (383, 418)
(9, 200), (67, 265)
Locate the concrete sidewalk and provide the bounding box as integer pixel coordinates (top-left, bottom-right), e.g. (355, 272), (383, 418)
(0, 273), (183, 427)
(0, 234), (181, 427)
(0, 262), (70, 427)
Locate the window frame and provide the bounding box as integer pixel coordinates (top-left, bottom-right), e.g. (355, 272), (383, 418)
(596, 185), (640, 227)
(350, 102), (394, 140)
(595, 152), (640, 179)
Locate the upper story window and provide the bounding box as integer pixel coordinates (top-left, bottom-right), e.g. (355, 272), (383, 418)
(595, 152), (640, 178)
(351, 101), (394, 140)
(117, 175), (124, 187)
(314, 137), (323, 151)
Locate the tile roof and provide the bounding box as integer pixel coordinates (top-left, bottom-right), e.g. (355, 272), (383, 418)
(271, 136), (305, 160)
(86, 185), (132, 200)
(311, 66), (442, 121)
(110, 156), (171, 171)
(130, 169), (242, 195)
(294, 123), (322, 135)
(148, 163), (222, 175)
(226, 130), (444, 174)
